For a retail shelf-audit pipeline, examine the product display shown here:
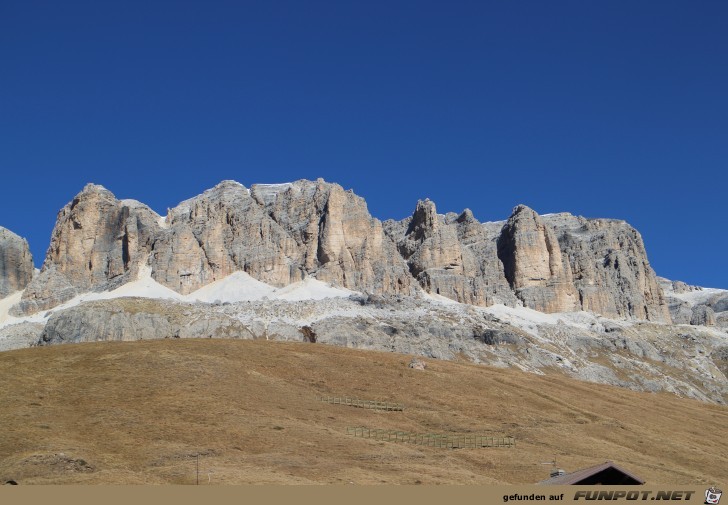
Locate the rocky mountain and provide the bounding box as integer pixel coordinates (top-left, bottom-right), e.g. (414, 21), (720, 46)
(11, 184), (161, 315)
(660, 277), (728, 328)
(384, 200), (520, 308)
(540, 212), (670, 322)
(8, 180), (671, 321)
(152, 180), (414, 296)
(12, 180), (414, 316)
(1, 179), (727, 403)
(0, 226), (34, 298)
(384, 200), (670, 321)
(497, 205), (579, 313)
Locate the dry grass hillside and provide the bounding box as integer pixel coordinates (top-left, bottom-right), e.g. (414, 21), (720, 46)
(0, 339), (726, 485)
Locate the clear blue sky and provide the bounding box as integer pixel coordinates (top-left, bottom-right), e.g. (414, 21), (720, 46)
(1, 1), (726, 288)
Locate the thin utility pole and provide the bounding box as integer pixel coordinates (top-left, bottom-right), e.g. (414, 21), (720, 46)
(196, 454), (199, 485)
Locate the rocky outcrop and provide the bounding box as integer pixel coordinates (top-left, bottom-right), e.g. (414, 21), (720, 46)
(542, 212), (670, 322)
(12, 184), (161, 315)
(712, 347), (728, 380)
(658, 277), (727, 327)
(0, 322), (44, 351)
(667, 299), (693, 325)
(497, 205), (578, 313)
(691, 305), (716, 326)
(0, 227), (34, 298)
(14, 180), (413, 315)
(671, 280), (693, 294)
(149, 180), (284, 293)
(39, 298), (255, 345)
(7, 179), (674, 322)
(150, 179), (413, 295)
(384, 200), (519, 307)
(387, 201), (669, 321)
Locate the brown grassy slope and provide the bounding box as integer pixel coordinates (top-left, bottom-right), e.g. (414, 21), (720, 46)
(0, 339), (726, 485)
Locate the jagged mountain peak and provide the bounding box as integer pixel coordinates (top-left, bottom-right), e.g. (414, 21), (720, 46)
(455, 208), (477, 224)
(79, 182), (111, 194)
(10, 179), (412, 309)
(1, 179), (671, 323)
(509, 203), (538, 217)
(2, 180), (727, 405)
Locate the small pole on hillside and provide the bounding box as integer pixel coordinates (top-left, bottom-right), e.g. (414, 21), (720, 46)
(196, 454), (199, 485)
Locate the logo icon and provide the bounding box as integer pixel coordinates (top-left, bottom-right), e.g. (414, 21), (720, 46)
(706, 487), (723, 505)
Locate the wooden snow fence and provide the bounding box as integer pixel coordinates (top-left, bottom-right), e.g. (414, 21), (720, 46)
(346, 427), (515, 449)
(317, 396), (404, 412)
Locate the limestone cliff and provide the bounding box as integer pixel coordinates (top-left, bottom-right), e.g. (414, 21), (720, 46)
(13, 180), (413, 315)
(0, 226), (34, 298)
(150, 179), (413, 295)
(542, 212), (670, 322)
(384, 200), (518, 307)
(658, 277), (727, 328)
(386, 202), (669, 321)
(497, 205), (578, 313)
(253, 180), (412, 294)
(8, 180), (671, 322)
(12, 184), (160, 315)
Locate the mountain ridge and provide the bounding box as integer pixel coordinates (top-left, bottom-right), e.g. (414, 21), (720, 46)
(6, 178), (672, 321)
(1, 179), (727, 405)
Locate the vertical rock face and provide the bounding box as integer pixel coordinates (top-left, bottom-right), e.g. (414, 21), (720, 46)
(667, 299), (693, 324)
(150, 179), (413, 295)
(0, 227), (34, 298)
(10, 179), (672, 323)
(254, 180), (413, 295)
(395, 199), (465, 291)
(13, 179), (413, 314)
(13, 184), (162, 315)
(149, 180), (277, 293)
(690, 305), (716, 326)
(542, 212), (670, 322)
(658, 277), (728, 328)
(389, 201), (670, 321)
(385, 200), (519, 307)
(497, 205), (578, 313)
